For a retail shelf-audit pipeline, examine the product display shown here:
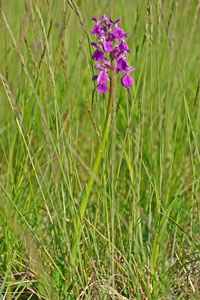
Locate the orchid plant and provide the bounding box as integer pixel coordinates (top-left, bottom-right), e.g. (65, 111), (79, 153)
(71, 15), (134, 264)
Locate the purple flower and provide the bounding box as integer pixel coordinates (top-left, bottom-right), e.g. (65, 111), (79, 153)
(117, 57), (129, 73)
(119, 41), (130, 53)
(91, 24), (101, 35)
(92, 49), (104, 62)
(91, 14), (135, 92)
(121, 74), (134, 88)
(117, 57), (134, 73)
(112, 27), (128, 40)
(96, 82), (108, 93)
(102, 40), (112, 53)
(97, 70), (108, 84)
(94, 70), (109, 93)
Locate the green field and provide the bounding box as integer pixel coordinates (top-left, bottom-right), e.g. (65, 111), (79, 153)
(0, 0), (200, 299)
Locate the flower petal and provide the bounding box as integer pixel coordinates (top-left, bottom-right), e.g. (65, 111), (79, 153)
(92, 16), (98, 23)
(114, 17), (122, 25)
(108, 33), (115, 42)
(103, 58), (112, 69)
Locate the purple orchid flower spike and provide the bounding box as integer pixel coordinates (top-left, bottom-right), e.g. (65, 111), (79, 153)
(91, 14), (135, 93)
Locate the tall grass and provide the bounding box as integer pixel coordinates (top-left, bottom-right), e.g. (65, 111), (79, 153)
(0, 0), (200, 299)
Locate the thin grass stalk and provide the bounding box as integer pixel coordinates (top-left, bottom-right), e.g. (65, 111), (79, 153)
(71, 60), (115, 265)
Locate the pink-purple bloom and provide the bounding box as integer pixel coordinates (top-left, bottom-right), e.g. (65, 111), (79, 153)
(96, 70), (108, 93)
(112, 27), (127, 40)
(121, 74), (134, 88)
(91, 14), (134, 93)
(102, 40), (112, 53)
(91, 24), (101, 35)
(92, 49), (104, 62)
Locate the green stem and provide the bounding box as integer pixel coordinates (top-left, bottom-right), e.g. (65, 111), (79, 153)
(71, 61), (115, 265)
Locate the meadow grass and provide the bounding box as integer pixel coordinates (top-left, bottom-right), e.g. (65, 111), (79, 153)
(0, 0), (200, 299)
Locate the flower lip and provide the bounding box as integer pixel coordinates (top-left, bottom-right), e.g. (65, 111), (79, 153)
(121, 74), (134, 88)
(102, 40), (112, 53)
(117, 57), (135, 74)
(91, 24), (101, 35)
(95, 70), (109, 93)
(96, 82), (108, 93)
(92, 16), (98, 22)
(97, 70), (108, 85)
(92, 49), (104, 62)
(119, 41), (130, 53)
(112, 27), (127, 40)
(103, 58), (112, 69)
(117, 56), (129, 73)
